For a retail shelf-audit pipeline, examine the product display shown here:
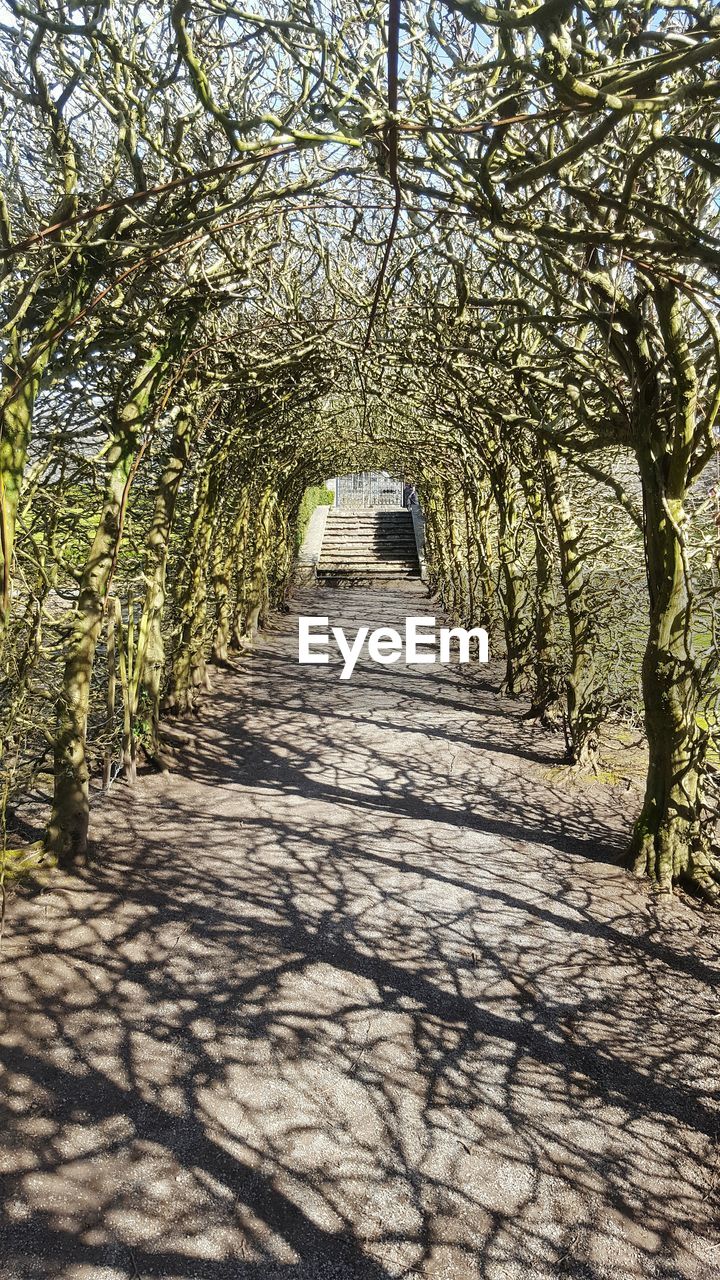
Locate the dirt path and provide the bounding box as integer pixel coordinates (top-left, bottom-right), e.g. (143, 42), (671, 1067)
(2, 586), (719, 1280)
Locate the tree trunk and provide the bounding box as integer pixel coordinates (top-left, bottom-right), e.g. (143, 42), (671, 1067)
(517, 452), (561, 724)
(420, 487), (452, 612)
(241, 484), (275, 640)
(0, 281), (88, 628)
(467, 473), (496, 630)
(630, 442), (715, 898)
(620, 284), (717, 897)
(136, 405), (193, 742)
(462, 488), (479, 623)
(490, 457), (534, 696)
(164, 458), (220, 712)
(223, 490), (252, 652)
(444, 481), (467, 622)
(541, 444), (602, 763)
(45, 347), (171, 865)
(211, 536), (232, 662)
(229, 491), (253, 650)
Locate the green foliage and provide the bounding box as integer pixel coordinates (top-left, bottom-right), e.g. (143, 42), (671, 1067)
(295, 484), (334, 551)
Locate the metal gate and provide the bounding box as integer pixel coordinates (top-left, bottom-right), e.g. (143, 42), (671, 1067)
(335, 472), (403, 508)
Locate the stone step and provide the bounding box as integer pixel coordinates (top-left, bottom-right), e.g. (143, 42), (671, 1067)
(324, 534), (413, 542)
(321, 541), (417, 551)
(323, 526), (415, 534)
(322, 557), (417, 563)
(321, 541), (418, 550)
(326, 521), (410, 528)
(323, 528), (416, 538)
(318, 508), (420, 581)
(326, 513), (409, 519)
(321, 551), (417, 560)
(319, 574), (420, 582)
(318, 559), (419, 569)
(323, 529), (415, 537)
(323, 533), (415, 540)
(324, 524), (412, 532)
(317, 545), (415, 555)
(318, 565), (420, 573)
(320, 542), (417, 552)
(322, 537), (417, 545)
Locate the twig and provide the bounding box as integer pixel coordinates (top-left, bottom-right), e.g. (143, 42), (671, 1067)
(364, 0), (402, 350)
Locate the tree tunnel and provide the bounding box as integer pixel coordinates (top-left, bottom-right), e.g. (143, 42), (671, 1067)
(0, 2), (718, 902)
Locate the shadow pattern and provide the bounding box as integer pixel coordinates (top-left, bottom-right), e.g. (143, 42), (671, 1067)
(2, 587), (719, 1280)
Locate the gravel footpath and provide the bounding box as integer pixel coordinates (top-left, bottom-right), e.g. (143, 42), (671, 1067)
(1, 586), (719, 1280)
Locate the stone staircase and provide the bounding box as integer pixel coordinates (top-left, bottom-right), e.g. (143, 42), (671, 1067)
(317, 509), (421, 584)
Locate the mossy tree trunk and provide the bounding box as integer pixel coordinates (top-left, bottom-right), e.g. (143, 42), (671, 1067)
(517, 444), (561, 724)
(241, 483), (275, 640)
(0, 281), (88, 628)
(628, 288), (716, 898)
(136, 401), (195, 746)
(422, 485), (454, 613)
(46, 344), (177, 864)
(443, 480), (467, 622)
(541, 443), (602, 764)
(229, 488), (253, 650)
(211, 478), (251, 663)
(0, 52), (86, 631)
(210, 526), (233, 663)
(164, 455), (222, 713)
(462, 486), (479, 624)
(488, 452), (535, 697)
(467, 469), (496, 630)
(630, 441), (708, 892)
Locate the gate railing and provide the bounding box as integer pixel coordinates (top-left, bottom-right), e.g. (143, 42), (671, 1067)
(335, 472), (403, 507)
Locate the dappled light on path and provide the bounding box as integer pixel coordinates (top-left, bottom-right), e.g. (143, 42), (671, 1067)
(2, 588), (719, 1280)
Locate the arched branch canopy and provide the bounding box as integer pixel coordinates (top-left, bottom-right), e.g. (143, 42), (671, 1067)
(1, 0), (719, 897)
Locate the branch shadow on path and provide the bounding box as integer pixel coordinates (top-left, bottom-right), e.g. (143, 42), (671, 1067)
(2, 587), (719, 1280)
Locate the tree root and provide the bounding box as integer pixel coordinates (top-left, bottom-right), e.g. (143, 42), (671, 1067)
(526, 698), (563, 730)
(683, 850), (720, 906)
(1, 841), (52, 882)
(629, 824), (720, 906)
(565, 738), (601, 775)
(162, 672), (210, 717)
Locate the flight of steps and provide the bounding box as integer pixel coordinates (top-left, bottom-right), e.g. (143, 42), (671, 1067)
(317, 508), (420, 584)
